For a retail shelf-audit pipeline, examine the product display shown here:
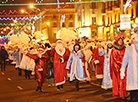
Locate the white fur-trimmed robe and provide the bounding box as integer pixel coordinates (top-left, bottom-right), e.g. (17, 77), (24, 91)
(121, 44), (138, 91)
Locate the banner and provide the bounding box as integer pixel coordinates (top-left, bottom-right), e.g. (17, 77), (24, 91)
(120, 14), (131, 30)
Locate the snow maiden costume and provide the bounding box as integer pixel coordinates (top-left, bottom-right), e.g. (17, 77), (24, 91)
(66, 44), (85, 91)
(121, 35), (138, 102)
(99, 41), (113, 90)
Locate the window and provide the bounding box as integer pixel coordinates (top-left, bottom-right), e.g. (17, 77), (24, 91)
(62, 22), (66, 27)
(53, 16), (56, 19)
(53, 22), (57, 27)
(69, 22), (74, 27)
(131, 9), (134, 18)
(92, 17), (96, 25)
(69, 15), (73, 19)
(92, 3), (96, 9)
(102, 16), (105, 25)
(115, 14), (116, 22)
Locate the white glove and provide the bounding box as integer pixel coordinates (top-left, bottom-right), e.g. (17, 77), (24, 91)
(120, 71), (125, 79)
(60, 58), (64, 63)
(94, 60), (99, 64)
(66, 67), (69, 70)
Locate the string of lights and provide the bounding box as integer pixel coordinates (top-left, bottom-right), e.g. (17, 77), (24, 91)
(0, 5), (71, 15)
(0, 22), (35, 26)
(0, 16), (45, 21)
(0, 13), (75, 17)
(0, 0), (116, 6)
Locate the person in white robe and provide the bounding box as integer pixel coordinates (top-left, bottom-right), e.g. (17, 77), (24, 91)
(66, 44), (85, 91)
(120, 34), (138, 102)
(99, 41), (113, 90)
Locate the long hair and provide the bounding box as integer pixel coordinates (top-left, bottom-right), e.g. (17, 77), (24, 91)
(73, 44), (81, 53)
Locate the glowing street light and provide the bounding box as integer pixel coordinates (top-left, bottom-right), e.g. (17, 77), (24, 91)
(30, 4), (34, 8)
(46, 22), (50, 26)
(21, 9), (25, 13)
(1, 31), (3, 34)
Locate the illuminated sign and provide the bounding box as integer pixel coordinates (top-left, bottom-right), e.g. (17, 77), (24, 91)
(78, 27), (91, 37)
(120, 14), (131, 30)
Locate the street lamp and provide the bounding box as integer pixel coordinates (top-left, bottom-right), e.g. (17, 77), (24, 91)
(46, 22), (50, 26)
(30, 4), (34, 8)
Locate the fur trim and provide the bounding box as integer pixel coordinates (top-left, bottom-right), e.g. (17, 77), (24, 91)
(113, 42), (125, 50)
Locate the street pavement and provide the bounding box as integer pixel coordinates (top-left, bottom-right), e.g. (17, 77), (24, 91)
(0, 64), (129, 102)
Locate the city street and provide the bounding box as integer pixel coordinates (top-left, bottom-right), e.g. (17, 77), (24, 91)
(0, 64), (129, 102)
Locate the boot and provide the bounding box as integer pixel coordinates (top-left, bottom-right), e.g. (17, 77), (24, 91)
(39, 87), (43, 92)
(18, 68), (22, 76)
(36, 86), (40, 91)
(76, 82), (79, 91)
(28, 71), (31, 79)
(25, 70), (27, 79)
(34, 75), (37, 80)
(47, 79), (51, 87)
(51, 78), (55, 86)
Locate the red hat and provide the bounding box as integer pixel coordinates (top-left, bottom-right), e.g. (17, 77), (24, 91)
(115, 33), (123, 41)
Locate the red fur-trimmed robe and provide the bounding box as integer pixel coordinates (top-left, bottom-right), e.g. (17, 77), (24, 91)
(47, 48), (70, 86)
(110, 48), (126, 97)
(93, 47), (104, 79)
(26, 52), (48, 87)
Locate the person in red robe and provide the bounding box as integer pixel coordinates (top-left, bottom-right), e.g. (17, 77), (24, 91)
(110, 34), (126, 98)
(93, 42), (104, 84)
(47, 39), (70, 91)
(26, 47), (49, 92)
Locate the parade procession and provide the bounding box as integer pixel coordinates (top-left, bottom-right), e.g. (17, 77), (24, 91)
(0, 0), (138, 102)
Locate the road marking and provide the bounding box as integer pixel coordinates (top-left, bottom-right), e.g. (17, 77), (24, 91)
(8, 78), (12, 81)
(17, 86), (23, 90)
(1, 72), (4, 75)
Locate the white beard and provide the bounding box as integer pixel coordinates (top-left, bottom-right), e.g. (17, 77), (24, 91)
(55, 44), (66, 56)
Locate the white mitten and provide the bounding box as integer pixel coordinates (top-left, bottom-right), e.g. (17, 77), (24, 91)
(120, 71), (125, 79)
(60, 58), (64, 63)
(94, 60), (99, 64)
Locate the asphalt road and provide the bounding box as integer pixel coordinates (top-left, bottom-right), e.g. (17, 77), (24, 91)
(0, 64), (129, 102)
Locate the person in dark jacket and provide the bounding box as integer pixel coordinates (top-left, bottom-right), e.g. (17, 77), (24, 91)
(0, 46), (8, 71)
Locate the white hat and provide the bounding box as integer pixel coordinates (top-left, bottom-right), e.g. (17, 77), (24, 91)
(107, 41), (112, 45)
(56, 39), (62, 43)
(38, 47), (45, 51)
(131, 34), (137, 41)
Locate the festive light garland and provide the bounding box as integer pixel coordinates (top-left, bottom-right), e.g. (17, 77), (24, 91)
(0, 13), (75, 17)
(0, 0), (117, 6)
(0, 5), (72, 15)
(0, 22), (35, 26)
(0, 16), (45, 21)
